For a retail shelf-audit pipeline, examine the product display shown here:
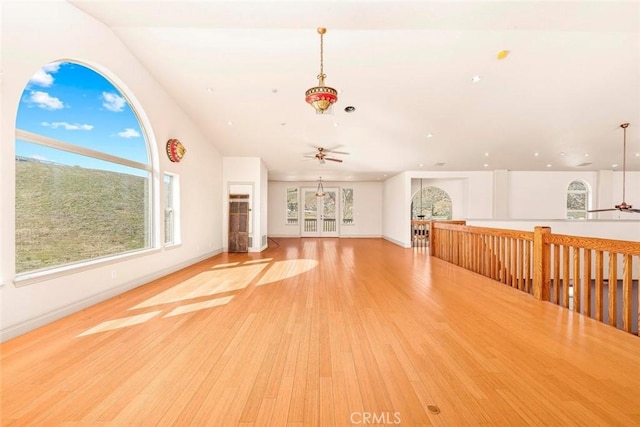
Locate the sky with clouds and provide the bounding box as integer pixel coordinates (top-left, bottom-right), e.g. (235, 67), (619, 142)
(16, 61), (148, 173)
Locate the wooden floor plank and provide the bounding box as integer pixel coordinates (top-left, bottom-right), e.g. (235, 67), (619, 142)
(2, 238), (640, 425)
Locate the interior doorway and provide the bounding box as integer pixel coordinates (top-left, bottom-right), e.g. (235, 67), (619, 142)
(228, 194), (249, 252)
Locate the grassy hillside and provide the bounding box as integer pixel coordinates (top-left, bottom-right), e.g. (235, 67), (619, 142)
(15, 159), (149, 273)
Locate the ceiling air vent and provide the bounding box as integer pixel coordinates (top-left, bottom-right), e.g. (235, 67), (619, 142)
(577, 162), (592, 167)
(435, 162), (445, 166)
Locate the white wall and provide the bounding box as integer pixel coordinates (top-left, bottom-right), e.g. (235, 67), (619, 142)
(382, 172), (410, 247)
(1, 1), (223, 340)
(268, 180), (383, 238)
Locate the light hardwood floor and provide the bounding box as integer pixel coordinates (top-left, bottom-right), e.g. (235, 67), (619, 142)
(2, 238), (639, 426)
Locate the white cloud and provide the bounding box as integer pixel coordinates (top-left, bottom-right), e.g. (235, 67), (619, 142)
(30, 154), (48, 161)
(41, 121), (93, 131)
(117, 128), (140, 138)
(28, 62), (61, 87)
(102, 92), (126, 112)
(29, 91), (64, 110)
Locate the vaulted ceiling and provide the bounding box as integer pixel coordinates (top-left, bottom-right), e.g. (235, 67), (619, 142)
(68, 0), (640, 181)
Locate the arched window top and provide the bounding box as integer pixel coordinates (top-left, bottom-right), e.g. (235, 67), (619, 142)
(568, 181), (587, 191)
(412, 185), (452, 220)
(16, 61), (149, 166)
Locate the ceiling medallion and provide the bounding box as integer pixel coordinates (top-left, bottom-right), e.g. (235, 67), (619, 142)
(166, 138), (186, 162)
(305, 27), (338, 114)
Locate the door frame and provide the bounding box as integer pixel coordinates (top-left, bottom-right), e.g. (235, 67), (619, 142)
(301, 186), (339, 237)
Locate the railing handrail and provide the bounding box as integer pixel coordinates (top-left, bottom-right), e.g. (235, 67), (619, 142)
(545, 233), (640, 255)
(433, 222), (534, 241)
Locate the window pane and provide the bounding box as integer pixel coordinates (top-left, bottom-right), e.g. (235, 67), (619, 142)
(16, 149), (150, 273)
(342, 188), (354, 224)
(164, 174), (175, 245)
(567, 193), (586, 210)
(287, 187), (298, 224)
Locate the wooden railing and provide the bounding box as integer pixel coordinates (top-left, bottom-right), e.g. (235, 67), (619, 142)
(430, 221), (640, 336)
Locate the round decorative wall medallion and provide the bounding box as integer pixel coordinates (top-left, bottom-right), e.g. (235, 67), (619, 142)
(166, 138), (186, 162)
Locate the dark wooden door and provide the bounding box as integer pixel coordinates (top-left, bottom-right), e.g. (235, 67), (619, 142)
(228, 199), (249, 252)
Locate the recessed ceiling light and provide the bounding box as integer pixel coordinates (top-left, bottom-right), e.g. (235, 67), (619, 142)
(206, 87), (214, 92)
(636, 153), (640, 157)
(471, 75), (481, 83)
(546, 164), (552, 168)
(383, 174), (388, 177)
(334, 122), (339, 127)
(483, 163), (489, 167)
(426, 133), (433, 138)
(419, 164), (424, 167)
(227, 121), (233, 126)
(585, 153), (590, 157)
(612, 164), (619, 168)
(484, 152), (489, 157)
(560, 152), (566, 156)
(534, 152), (539, 157)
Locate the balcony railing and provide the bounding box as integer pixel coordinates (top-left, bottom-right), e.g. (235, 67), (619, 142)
(430, 221), (640, 336)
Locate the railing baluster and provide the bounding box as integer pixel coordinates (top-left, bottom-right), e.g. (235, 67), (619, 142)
(622, 254), (632, 332)
(609, 253), (618, 327)
(595, 250), (604, 321)
(583, 248), (591, 317)
(553, 244), (560, 304)
(563, 245), (570, 309)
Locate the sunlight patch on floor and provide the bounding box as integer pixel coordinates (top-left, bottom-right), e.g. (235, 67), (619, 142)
(242, 258), (273, 265)
(77, 311), (161, 337)
(256, 259), (318, 286)
(163, 296), (234, 318)
(212, 262), (240, 269)
(131, 264), (268, 309)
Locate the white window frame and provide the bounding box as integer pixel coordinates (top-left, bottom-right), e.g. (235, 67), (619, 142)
(164, 173), (181, 246)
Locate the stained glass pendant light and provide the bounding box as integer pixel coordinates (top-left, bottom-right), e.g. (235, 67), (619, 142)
(305, 28), (338, 114)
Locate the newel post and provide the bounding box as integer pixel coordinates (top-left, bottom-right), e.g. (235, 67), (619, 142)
(533, 226), (551, 301)
(429, 220), (436, 257)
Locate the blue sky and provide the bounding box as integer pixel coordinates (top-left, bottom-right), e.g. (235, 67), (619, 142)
(16, 61), (149, 173)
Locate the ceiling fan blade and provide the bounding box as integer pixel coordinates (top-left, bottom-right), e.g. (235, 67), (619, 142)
(326, 149), (350, 155)
(325, 157), (343, 163)
(587, 208), (618, 212)
(303, 155), (316, 159)
(318, 158), (325, 164)
(628, 209), (640, 213)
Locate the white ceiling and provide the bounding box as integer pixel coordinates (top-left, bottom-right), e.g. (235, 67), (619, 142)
(67, 0), (640, 181)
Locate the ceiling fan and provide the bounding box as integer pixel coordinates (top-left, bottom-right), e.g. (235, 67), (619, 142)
(304, 147), (348, 164)
(588, 122), (640, 214)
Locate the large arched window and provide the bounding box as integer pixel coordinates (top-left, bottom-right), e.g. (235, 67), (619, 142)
(566, 180), (589, 219)
(411, 186), (452, 220)
(15, 61), (152, 275)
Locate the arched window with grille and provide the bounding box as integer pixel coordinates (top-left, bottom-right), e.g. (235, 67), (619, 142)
(566, 180), (589, 219)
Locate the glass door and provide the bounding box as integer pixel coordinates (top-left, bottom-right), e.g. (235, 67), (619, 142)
(301, 187), (339, 237)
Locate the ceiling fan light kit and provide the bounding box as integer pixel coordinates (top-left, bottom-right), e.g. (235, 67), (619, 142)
(305, 27), (338, 114)
(588, 122), (640, 214)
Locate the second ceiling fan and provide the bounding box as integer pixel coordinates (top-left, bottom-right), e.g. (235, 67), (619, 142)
(304, 146), (348, 164)
(588, 122), (640, 214)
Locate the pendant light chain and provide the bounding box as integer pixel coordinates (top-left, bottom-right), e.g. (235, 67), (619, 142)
(318, 29), (326, 82)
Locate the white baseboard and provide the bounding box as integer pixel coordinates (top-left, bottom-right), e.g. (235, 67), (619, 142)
(382, 235), (410, 248)
(0, 249), (222, 342)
